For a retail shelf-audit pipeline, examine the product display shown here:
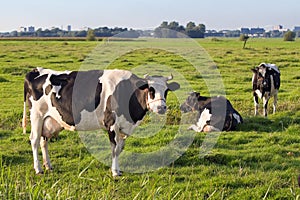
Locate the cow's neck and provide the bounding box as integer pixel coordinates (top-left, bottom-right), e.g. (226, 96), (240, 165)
(197, 96), (210, 110)
(128, 89), (148, 123)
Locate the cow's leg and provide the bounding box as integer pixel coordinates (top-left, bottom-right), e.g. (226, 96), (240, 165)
(273, 93), (278, 114)
(29, 112), (43, 174)
(188, 125), (203, 132)
(109, 130), (124, 177)
(253, 93), (259, 116)
(262, 96), (269, 117)
(40, 137), (53, 171)
(203, 125), (221, 132)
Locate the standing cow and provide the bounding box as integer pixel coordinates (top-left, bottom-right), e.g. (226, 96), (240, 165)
(180, 92), (243, 132)
(23, 67), (180, 176)
(251, 63), (280, 117)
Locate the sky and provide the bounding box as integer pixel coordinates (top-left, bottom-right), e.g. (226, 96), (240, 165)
(0, 0), (299, 32)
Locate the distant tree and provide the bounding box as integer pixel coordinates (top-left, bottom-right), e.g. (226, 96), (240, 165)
(240, 34), (249, 49)
(75, 30), (87, 37)
(114, 29), (139, 38)
(10, 31), (18, 37)
(86, 29), (96, 41)
(186, 22), (196, 29)
(160, 21), (169, 28)
(185, 22), (206, 38)
(154, 21), (205, 38)
(284, 31), (296, 41)
(36, 28), (43, 37)
(198, 24), (206, 34)
(168, 21), (179, 30)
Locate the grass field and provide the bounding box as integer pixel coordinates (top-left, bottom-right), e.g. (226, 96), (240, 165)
(0, 38), (300, 199)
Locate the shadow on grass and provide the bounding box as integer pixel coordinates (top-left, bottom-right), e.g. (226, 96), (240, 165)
(1, 154), (30, 166)
(238, 114), (299, 133)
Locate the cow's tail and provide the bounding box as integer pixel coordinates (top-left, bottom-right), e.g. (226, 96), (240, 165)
(22, 80), (28, 134)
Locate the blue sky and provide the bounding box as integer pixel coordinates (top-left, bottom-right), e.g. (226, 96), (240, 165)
(0, 0), (299, 32)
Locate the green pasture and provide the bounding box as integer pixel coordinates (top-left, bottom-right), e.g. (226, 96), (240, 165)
(0, 38), (300, 199)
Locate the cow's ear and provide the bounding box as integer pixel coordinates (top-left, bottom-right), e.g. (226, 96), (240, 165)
(251, 68), (258, 73)
(136, 80), (148, 90)
(168, 82), (180, 91)
(191, 91), (200, 97)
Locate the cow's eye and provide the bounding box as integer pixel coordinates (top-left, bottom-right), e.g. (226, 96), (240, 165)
(149, 87), (155, 99)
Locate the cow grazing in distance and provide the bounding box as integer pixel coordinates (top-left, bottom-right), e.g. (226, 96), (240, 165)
(251, 63), (280, 117)
(23, 67), (180, 176)
(180, 92), (243, 132)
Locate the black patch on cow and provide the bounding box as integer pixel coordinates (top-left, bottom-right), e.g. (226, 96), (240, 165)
(109, 74), (148, 124)
(149, 87), (155, 99)
(180, 92), (210, 112)
(24, 69), (47, 101)
(49, 70), (104, 125)
(103, 95), (116, 130)
(108, 130), (116, 146)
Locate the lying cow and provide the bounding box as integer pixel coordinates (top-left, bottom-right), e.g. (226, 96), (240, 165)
(180, 92), (243, 132)
(23, 67), (180, 176)
(251, 63), (280, 117)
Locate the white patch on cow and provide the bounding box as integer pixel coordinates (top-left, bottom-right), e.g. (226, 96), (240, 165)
(110, 114), (142, 136)
(188, 124), (202, 132)
(195, 108), (212, 132)
(52, 85), (62, 99)
(75, 109), (102, 131)
(98, 70), (132, 124)
(22, 102), (27, 134)
(265, 63), (280, 74)
(37, 67), (71, 77)
(255, 89), (263, 99)
(233, 113), (241, 124)
(29, 96), (48, 114)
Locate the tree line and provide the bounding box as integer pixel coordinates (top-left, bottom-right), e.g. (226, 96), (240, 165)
(2, 27), (139, 38)
(154, 21), (206, 38)
(1, 21), (206, 39)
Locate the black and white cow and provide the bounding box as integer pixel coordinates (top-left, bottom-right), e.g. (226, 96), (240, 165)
(180, 92), (243, 132)
(23, 67), (180, 176)
(251, 63), (280, 117)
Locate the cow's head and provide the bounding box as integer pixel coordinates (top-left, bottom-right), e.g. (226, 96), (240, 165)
(251, 63), (269, 90)
(139, 75), (180, 114)
(180, 92), (200, 113)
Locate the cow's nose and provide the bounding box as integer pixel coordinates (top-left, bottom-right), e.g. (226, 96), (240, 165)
(157, 105), (167, 114)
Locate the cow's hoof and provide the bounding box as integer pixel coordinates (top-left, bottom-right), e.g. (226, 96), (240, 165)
(112, 171), (122, 177)
(44, 164), (53, 171)
(45, 167), (53, 172)
(36, 171), (44, 175)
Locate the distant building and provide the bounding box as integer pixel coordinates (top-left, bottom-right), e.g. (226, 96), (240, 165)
(19, 27), (27, 32)
(240, 27), (265, 37)
(273, 25), (283, 31)
(241, 28), (250, 35)
(294, 26), (300, 32)
(205, 30), (225, 37)
(250, 28), (265, 35)
(67, 25), (71, 32)
(28, 26), (35, 32)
